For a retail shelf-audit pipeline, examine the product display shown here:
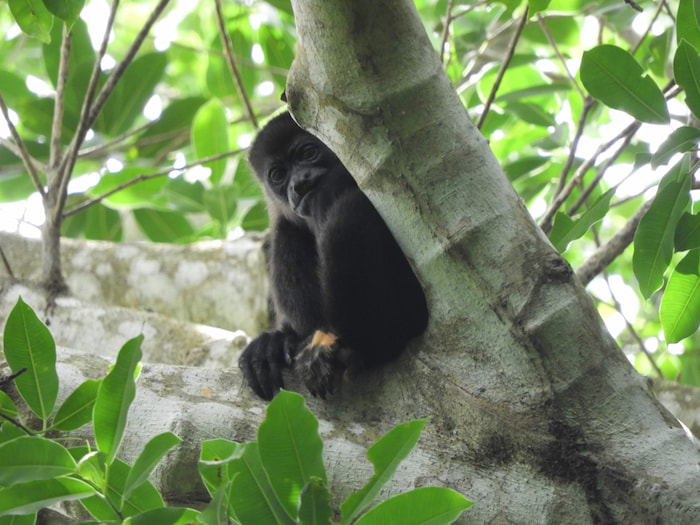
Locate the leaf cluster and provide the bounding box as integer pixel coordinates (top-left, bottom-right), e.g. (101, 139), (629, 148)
(0, 297), (471, 524)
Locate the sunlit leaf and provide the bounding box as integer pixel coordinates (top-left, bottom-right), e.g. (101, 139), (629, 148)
(227, 443), (295, 525)
(660, 249), (700, 342)
(3, 297), (58, 422)
(581, 45), (669, 124)
(192, 98), (230, 185)
(340, 419), (427, 525)
(298, 477), (332, 525)
(675, 212), (700, 251)
(93, 335), (143, 464)
(0, 478), (93, 516)
(652, 126), (700, 168)
(8, 0), (53, 43)
(133, 209), (195, 243)
(354, 487), (471, 525)
(633, 159), (691, 298)
(0, 436), (76, 486)
(549, 188), (615, 252)
(673, 40), (700, 119)
(258, 391), (326, 520)
(53, 379), (101, 431)
(43, 0), (85, 28)
(122, 432), (182, 502)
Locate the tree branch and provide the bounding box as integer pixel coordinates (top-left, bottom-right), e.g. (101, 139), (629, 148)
(63, 148), (245, 219)
(214, 0), (258, 129)
(50, 25), (71, 171)
(576, 199), (652, 285)
(476, 6), (529, 130)
(0, 94), (45, 196)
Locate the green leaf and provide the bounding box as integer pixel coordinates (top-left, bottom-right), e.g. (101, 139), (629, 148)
(677, 0), (700, 51)
(8, 0), (53, 43)
(660, 249), (700, 343)
(87, 167), (169, 210)
(673, 40), (700, 120)
(84, 204), (123, 241)
(204, 185), (238, 226)
(580, 45), (669, 124)
(340, 419), (427, 525)
(42, 0), (85, 28)
(162, 177), (206, 213)
(228, 443), (295, 525)
(298, 477), (332, 525)
(675, 212), (700, 251)
(128, 507), (199, 525)
(258, 391), (326, 519)
(0, 478), (93, 516)
(0, 436), (76, 486)
(197, 483), (233, 525)
(505, 102), (556, 127)
(3, 297), (58, 422)
(53, 379), (101, 431)
(192, 98), (230, 184)
(198, 439), (242, 497)
(93, 335), (143, 464)
(354, 487), (471, 525)
(0, 513), (36, 525)
(633, 160), (691, 298)
(0, 393), (19, 420)
(133, 209), (195, 243)
(527, 0), (550, 14)
(549, 188), (615, 252)
(96, 53), (168, 136)
(122, 432), (181, 502)
(652, 126), (700, 168)
(77, 453), (164, 519)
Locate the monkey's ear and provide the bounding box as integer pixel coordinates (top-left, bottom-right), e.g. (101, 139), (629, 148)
(280, 90), (287, 102)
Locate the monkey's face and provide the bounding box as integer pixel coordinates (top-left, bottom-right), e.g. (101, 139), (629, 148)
(264, 134), (356, 222)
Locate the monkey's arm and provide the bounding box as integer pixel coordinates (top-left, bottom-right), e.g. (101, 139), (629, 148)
(239, 218), (325, 400)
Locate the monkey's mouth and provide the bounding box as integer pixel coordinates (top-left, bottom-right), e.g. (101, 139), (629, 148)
(293, 191), (316, 217)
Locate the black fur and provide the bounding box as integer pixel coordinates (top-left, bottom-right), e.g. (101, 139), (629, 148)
(239, 112), (428, 400)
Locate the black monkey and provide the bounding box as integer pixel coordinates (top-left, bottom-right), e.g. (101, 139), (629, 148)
(238, 112), (428, 400)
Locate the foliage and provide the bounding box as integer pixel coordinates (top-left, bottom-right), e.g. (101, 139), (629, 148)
(199, 392), (471, 525)
(0, 297), (470, 524)
(0, 1), (698, 379)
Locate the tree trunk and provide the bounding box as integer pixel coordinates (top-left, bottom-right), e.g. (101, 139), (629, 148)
(285, 0), (700, 522)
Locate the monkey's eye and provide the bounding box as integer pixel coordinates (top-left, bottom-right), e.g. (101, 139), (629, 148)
(297, 143), (319, 162)
(268, 167), (286, 184)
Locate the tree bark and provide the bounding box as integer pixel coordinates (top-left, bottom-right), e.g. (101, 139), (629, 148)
(283, 0), (700, 523)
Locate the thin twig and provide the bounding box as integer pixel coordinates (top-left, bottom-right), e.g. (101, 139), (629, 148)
(0, 412), (33, 435)
(439, 0), (455, 65)
(630, 0), (666, 56)
(63, 148), (245, 218)
(576, 199), (652, 285)
(54, 0), (121, 221)
(476, 6), (529, 130)
(0, 94), (45, 196)
(540, 121), (640, 234)
(0, 138), (48, 173)
(0, 244), (15, 279)
(537, 14), (585, 99)
(56, 0), (172, 224)
(568, 123), (639, 216)
(50, 25), (71, 171)
(214, 0), (258, 129)
(604, 270), (664, 376)
(554, 98), (595, 199)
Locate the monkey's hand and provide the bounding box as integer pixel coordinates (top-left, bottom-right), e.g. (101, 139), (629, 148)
(239, 330), (297, 400)
(295, 330), (339, 399)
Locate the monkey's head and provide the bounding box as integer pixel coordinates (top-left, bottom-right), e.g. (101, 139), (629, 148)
(248, 112), (357, 226)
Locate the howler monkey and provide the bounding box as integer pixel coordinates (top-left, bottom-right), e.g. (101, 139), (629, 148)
(238, 112), (428, 400)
